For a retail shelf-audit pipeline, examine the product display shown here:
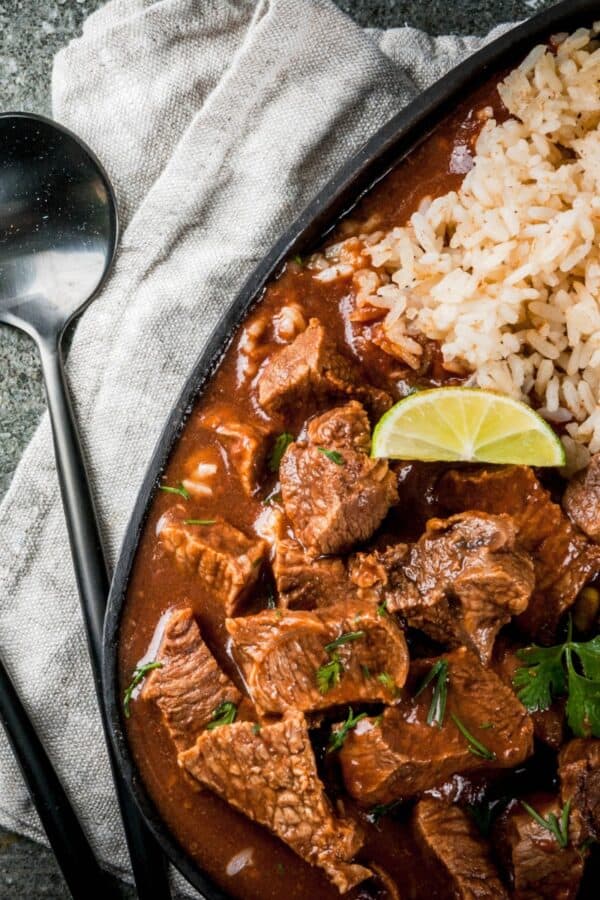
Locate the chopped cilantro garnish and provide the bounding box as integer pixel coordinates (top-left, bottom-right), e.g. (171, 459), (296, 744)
(521, 799), (571, 849)
(377, 599), (388, 617)
(317, 447), (344, 465)
(268, 433), (294, 473)
(317, 652), (343, 694)
(324, 630), (365, 653)
(450, 713), (495, 760)
(377, 671), (397, 696)
(206, 701), (237, 730)
(159, 482), (190, 500)
(123, 661), (163, 718)
(328, 707), (367, 752)
(415, 659), (448, 728)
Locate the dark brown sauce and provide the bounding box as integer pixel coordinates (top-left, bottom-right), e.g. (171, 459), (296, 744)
(116, 72), (581, 900)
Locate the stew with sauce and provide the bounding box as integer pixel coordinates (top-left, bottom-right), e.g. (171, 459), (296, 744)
(118, 40), (600, 900)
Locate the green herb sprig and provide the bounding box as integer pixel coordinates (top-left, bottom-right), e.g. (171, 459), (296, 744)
(184, 518), (217, 526)
(377, 671), (398, 696)
(415, 659), (449, 727)
(451, 713), (496, 760)
(269, 433), (294, 473)
(367, 800), (402, 825)
(159, 483), (190, 500)
(513, 621), (600, 737)
(521, 799), (571, 849)
(324, 631), (365, 653)
(123, 661), (163, 718)
(206, 701), (238, 730)
(328, 707), (367, 752)
(317, 653), (343, 694)
(317, 447), (344, 466)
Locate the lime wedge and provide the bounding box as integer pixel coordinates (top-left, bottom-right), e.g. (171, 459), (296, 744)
(371, 387), (565, 466)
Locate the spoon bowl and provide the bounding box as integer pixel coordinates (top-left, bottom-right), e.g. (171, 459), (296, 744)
(0, 112), (117, 339)
(0, 112), (170, 898)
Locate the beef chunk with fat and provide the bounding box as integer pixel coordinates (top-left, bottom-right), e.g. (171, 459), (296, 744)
(414, 798), (508, 899)
(226, 600), (409, 715)
(273, 537), (359, 609)
(280, 403), (398, 556)
(257, 318), (390, 419)
(559, 738), (600, 845)
(350, 512), (534, 664)
(438, 466), (600, 643)
(142, 608), (241, 751)
(563, 453), (600, 542)
(179, 711), (371, 894)
(495, 797), (584, 899)
(339, 646), (533, 805)
(158, 512), (266, 614)
(201, 405), (269, 495)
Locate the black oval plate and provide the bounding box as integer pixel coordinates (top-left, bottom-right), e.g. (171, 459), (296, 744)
(103, 2), (598, 896)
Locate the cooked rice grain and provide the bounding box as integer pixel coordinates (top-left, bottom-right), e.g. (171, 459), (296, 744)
(309, 26), (600, 473)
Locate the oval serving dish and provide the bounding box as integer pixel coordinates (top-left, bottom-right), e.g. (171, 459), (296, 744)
(103, 2), (600, 896)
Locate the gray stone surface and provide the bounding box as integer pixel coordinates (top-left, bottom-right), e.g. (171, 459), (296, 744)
(0, 0), (558, 897)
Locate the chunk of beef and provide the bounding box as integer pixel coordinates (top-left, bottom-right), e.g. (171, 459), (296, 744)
(307, 401), (372, 454)
(493, 637), (566, 750)
(142, 608), (241, 751)
(179, 711), (371, 894)
(495, 797), (584, 899)
(559, 738), (600, 845)
(563, 454), (600, 542)
(159, 512), (267, 614)
(350, 513), (534, 664)
(273, 537), (358, 609)
(414, 798), (508, 899)
(257, 318), (390, 419)
(438, 466), (600, 643)
(201, 405), (269, 495)
(226, 601), (409, 714)
(280, 403), (398, 556)
(339, 647), (533, 805)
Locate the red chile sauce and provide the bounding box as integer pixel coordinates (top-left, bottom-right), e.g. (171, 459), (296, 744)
(118, 75), (539, 900)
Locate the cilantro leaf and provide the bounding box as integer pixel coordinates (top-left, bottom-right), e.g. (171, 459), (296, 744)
(328, 707), (367, 752)
(317, 653), (343, 694)
(268, 433), (294, 473)
(206, 701), (237, 730)
(574, 635), (600, 681)
(513, 644), (566, 712)
(317, 447), (344, 465)
(565, 646), (600, 738)
(123, 661), (163, 718)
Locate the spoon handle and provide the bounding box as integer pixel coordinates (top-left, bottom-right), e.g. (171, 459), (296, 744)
(0, 655), (119, 900)
(38, 337), (171, 899)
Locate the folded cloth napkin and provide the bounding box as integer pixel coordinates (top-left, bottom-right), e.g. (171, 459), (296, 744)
(0, 0), (511, 892)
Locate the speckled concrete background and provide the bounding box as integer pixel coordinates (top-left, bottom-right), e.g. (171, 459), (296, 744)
(0, 0), (557, 896)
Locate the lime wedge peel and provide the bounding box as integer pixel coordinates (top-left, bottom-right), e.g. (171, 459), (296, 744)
(371, 387), (565, 467)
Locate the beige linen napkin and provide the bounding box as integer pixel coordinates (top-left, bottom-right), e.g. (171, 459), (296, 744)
(0, 0), (509, 891)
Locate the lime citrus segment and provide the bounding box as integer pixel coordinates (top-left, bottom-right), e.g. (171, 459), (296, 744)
(371, 387), (565, 467)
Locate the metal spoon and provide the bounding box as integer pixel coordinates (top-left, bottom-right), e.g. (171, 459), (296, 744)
(0, 112), (170, 899)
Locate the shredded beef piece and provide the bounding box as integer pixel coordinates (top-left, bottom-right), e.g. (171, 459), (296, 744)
(280, 402), (397, 556)
(438, 466), (600, 643)
(414, 798), (508, 898)
(142, 608), (241, 751)
(563, 453), (600, 542)
(559, 738), (600, 845)
(257, 318), (390, 419)
(339, 646), (533, 805)
(159, 512), (266, 614)
(350, 512), (534, 664)
(226, 600), (408, 715)
(179, 711), (371, 893)
(495, 797), (584, 899)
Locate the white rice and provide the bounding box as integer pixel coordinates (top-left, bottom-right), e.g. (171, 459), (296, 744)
(309, 25), (600, 473)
